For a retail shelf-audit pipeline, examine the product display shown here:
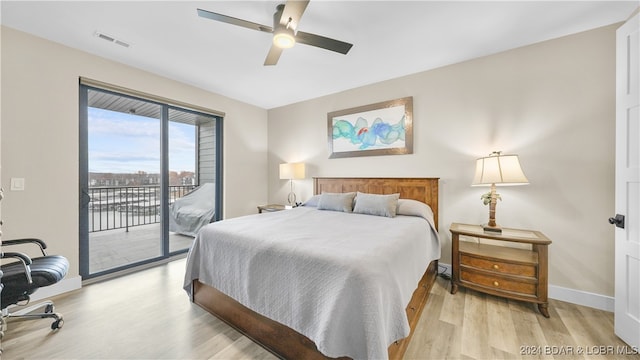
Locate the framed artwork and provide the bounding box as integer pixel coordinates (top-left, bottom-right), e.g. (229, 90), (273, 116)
(327, 96), (413, 158)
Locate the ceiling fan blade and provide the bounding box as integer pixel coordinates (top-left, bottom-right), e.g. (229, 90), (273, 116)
(197, 8), (273, 33)
(264, 45), (284, 66)
(280, 0), (310, 29)
(295, 31), (353, 55)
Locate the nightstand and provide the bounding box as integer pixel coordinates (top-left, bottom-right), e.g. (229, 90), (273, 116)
(257, 204), (287, 213)
(450, 223), (552, 317)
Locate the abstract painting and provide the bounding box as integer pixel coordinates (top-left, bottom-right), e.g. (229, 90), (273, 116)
(327, 97), (413, 158)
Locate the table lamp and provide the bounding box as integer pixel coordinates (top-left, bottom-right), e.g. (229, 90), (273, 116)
(279, 162), (306, 207)
(472, 151), (529, 233)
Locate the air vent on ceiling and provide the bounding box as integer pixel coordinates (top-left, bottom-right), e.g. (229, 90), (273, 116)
(94, 31), (131, 48)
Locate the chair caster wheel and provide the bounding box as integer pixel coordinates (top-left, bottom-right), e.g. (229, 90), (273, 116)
(51, 317), (64, 330)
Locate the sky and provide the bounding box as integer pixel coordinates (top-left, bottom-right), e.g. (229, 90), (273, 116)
(88, 107), (196, 174)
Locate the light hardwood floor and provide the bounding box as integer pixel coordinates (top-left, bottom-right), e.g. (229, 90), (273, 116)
(2, 259), (637, 359)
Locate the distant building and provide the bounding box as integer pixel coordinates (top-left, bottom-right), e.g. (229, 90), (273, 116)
(89, 171), (195, 187)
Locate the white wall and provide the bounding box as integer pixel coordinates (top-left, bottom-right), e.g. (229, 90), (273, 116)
(0, 26), (3, 243)
(268, 24), (618, 298)
(0, 26), (269, 278)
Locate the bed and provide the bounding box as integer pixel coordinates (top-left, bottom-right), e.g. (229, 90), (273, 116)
(183, 177), (440, 359)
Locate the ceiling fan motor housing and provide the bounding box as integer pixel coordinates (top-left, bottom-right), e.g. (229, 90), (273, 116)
(274, 4), (286, 27)
(272, 3), (295, 48)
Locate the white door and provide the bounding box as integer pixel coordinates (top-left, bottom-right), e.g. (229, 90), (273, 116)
(615, 11), (640, 349)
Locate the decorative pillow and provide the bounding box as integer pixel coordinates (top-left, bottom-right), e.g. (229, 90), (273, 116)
(317, 192), (356, 212)
(353, 192), (400, 218)
(302, 194), (321, 207)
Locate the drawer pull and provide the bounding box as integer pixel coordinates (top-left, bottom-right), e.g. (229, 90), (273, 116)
(493, 281), (500, 287)
(493, 264), (500, 270)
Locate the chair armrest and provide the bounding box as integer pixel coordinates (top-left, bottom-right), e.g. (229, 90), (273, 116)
(1, 251), (33, 266)
(1, 251), (33, 284)
(2, 238), (48, 256)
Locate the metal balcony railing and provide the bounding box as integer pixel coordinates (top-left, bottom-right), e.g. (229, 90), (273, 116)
(88, 185), (196, 232)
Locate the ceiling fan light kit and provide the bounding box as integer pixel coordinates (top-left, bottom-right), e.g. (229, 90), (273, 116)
(197, 0), (353, 66)
(273, 27), (295, 49)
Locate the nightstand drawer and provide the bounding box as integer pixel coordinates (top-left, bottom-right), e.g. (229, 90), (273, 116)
(460, 254), (536, 277)
(460, 269), (537, 296)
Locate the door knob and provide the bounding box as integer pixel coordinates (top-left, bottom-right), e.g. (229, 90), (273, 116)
(608, 214), (625, 229)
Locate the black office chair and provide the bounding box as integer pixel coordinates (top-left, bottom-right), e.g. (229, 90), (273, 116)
(1, 238), (69, 335)
(0, 268), (4, 342)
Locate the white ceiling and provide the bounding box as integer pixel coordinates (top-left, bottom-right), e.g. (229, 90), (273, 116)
(1, 1), (638, 109)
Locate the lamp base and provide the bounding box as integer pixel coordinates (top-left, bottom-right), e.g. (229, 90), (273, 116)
(482, 224), (502, 234)
(287, 191), (297, 207)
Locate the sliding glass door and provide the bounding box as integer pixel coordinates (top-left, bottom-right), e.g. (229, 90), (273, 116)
(79, 84), (222, 279)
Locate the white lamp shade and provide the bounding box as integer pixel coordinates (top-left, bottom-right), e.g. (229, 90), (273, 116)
(472, 154), (528, 186)
(279, 162), (306, 180)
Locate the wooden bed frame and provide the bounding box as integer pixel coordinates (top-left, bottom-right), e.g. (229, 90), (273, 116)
(192, 177), (440, 360)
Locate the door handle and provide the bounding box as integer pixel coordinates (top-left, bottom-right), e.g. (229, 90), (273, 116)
(608, 214), (625, 229)
(81, 189), (91, 207)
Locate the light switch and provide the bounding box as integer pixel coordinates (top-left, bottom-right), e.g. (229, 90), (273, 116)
(10, 178), (25, 191)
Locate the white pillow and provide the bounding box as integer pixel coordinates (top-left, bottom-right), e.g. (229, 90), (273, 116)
(353, 192), (400, 218)
(303, 194), (321, 207)
(317, 192), (356, 212)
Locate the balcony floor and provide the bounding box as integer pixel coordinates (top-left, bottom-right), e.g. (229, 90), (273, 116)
(89, 223), (193, 274)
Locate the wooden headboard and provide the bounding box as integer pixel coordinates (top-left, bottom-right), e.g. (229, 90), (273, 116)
(313, 177), (439, 229)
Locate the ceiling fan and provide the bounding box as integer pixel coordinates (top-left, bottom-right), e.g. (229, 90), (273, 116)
(197, 1), (353, 66)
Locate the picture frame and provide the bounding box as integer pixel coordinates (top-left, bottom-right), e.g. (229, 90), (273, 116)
(327, 96), (413, 158)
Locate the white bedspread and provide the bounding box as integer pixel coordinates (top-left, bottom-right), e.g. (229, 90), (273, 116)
(183, 206), (440, 360)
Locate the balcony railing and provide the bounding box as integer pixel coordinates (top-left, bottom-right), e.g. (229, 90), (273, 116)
(88, 185), (196, 233)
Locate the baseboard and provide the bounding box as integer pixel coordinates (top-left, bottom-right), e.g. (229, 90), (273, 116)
(438, 263), (614, 312)
(29, 276), (82, 302)
(548, 285), (614, 312)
